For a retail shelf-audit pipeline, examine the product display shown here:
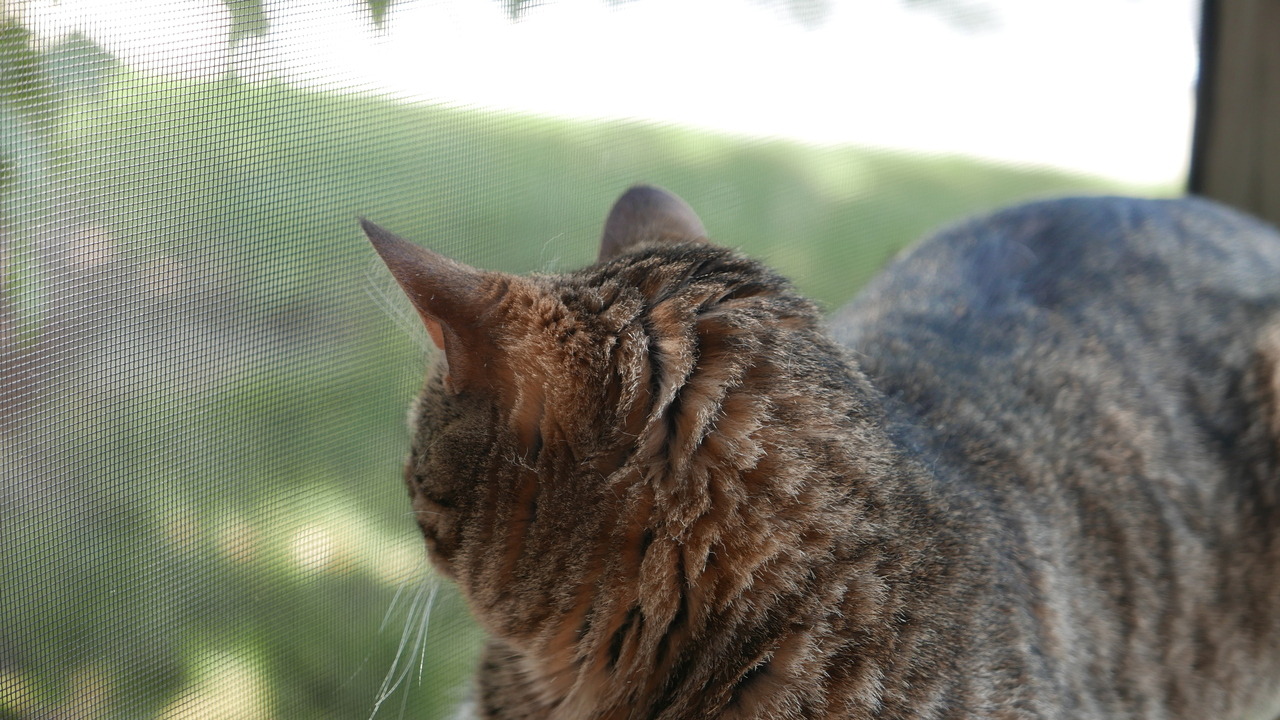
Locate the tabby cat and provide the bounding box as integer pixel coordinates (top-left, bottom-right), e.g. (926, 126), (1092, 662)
(363, 186), (1280, 719)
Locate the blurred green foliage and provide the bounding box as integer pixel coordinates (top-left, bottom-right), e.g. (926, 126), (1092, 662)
(225, 0), (270, 45)
(0, 19), (48, 115)
(0, 36), (1153, 716)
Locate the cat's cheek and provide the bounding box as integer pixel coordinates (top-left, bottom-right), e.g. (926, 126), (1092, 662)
(424, 538), (457, 579)
(409, 492), (459, 578)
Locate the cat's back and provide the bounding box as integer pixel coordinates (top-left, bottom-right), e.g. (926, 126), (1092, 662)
(832, 195), (1280, 455)
(834, 195), (1280, 357)
(831, 196), (1280, 719)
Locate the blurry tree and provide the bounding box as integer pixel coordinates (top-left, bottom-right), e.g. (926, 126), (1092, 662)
(492, 0), (831, 25)
(902, 0), (999, 32)
(0, 8), (118, 431)
(487, 0), (993, 30)
(225, 0), (394, 46)
(0, 3), (51, 432)
(211, 0), (1001, 38)
(226, 0), (270, 45)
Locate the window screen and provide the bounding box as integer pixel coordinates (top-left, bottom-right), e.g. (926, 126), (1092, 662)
(1, 0), (1197, 717)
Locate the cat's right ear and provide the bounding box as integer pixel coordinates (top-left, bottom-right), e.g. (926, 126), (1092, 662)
(362, 219), (503, 395)
(598, 185), (708, 262)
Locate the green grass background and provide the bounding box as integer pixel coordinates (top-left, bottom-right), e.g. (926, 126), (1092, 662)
(0, 65), (1164, 719)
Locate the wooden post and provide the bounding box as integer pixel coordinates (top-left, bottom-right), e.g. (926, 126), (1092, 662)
(1189, 0), (1280, 226)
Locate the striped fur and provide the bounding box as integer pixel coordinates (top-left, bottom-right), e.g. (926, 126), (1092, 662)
(368, 188), (1280, 719)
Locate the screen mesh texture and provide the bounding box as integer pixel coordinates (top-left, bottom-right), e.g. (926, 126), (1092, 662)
(0, 1), (1195, 717)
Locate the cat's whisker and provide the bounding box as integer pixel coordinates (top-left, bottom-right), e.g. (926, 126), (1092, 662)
(397, 579), (440, 718)
(369, 577), (435, 719)
(415, 580), (441, 686)
(397, 587), (434, 720)
(537, 232), (566, 272)
(377, 573), (411, 635)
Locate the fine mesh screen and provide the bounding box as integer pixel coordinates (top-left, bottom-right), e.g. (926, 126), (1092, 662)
(1, 1), (1196, 717)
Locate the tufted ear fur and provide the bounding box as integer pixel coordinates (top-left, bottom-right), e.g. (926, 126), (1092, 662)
(362, 219), (511, 395)
(598, 185), (708, 262)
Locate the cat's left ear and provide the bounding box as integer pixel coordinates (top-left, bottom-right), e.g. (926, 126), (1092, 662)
(362, 219), (509, 395)
(598, 185), (708, 261)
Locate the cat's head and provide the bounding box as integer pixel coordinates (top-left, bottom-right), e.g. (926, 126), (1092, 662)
(365, 187), (847, 671)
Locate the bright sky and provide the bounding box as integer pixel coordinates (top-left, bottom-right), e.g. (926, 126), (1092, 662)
(29, 0), (1200, 184)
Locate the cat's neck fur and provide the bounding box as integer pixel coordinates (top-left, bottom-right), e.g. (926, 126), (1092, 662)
(460, 244), (989, 720)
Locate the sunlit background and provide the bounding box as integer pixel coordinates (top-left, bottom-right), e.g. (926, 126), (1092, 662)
(2, 0), (1199, 717)
(27, 0), (1197, 183)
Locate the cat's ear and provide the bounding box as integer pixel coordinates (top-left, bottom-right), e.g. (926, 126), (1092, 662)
(598, 185), (708, 262)
(362, 219), (505, 395)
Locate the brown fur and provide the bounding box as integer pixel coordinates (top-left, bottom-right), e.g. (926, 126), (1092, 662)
(365, 187), (1280, 719)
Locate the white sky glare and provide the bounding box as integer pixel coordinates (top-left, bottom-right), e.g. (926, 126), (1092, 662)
(29, 0), (1200, 185)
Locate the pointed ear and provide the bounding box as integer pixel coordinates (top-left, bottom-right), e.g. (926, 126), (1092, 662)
(598, 185), (707, 262)
(362, 219), (505, 395)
